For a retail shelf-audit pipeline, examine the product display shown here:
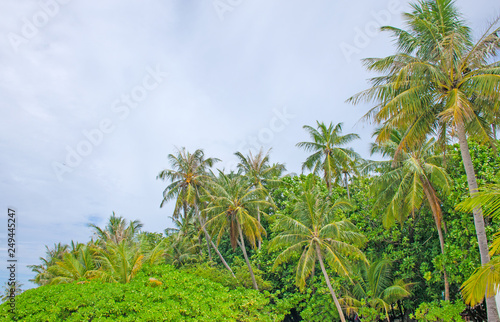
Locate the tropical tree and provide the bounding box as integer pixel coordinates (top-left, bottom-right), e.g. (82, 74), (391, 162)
(89, 213), (143, 245)
(458, 184), (500, 306)
(1, 282), (23, 303)
(296, 121), (361, 195)
(28, 243), (69, 286)
(157, 148), (234, 275)
(341, 259), (412, 322)
(348, 0), (500, 318)
(164, 214), (202, 267)
(235, 148), (286, 249)
(203, 171), (271, 290)
(47, 243), (98, 285)
(269, 177), (366, 322)
(92, 240), (145, 284)
(370, 130), (451, 299)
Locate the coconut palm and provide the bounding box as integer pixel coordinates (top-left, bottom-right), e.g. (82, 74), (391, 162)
(203, 171), (271, 290)
(341, 259), (412, 322)
(28, 243), (69, 286)
(92, 240), (144, 284)
(1, 281), (23, 303)
(89, 213), (143, 245)
(157, 148), (234, 276)
(269, 176), (366, 322)
(297, 121), (361, 195)
(235, 148), (286, 249)
(458, 184), (500, 306)
(48, 243), (98, 285)
(348, 0), (500, 318)
(370, 130), (451, 299)
(164, 214), (202, 267)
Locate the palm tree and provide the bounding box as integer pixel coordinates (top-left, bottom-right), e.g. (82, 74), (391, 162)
(297, 121), (361, 195)
(89, 213), (143, 245)
(235, 148), (286, 249)
(370, 130), (451, 299)
(92, 240), (144, 284)
(164, 214), (202, 268)
(1, 281), (23, 303)
(269, 176), (366, 322)
(203, 171), (271, 290)
(341, 259), (412, 322)
(458, 184), (500, 306)
(157, 148), (234, 276)
(48, 243), (98, 285)
(28, 243), (69, 286)
(348, 1), (500, 318)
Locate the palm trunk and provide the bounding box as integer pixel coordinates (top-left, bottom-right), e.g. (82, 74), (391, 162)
(238, 225), (259, 290)
(456, 121), (499, 321)
(257, 205), (261, 250)
(344, 172), (350, 199)
(197, 214), (213, 261)
(209, 239), (236, 278)
(420, 176), (449, 301)
(316, 245), (346, 322)
(194, 204), (235, 277)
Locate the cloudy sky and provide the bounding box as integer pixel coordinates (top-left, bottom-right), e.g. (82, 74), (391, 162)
(1, 0), (498, 289)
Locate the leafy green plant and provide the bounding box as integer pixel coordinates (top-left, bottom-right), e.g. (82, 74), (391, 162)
(0, 264), (278, 321)
(411, 301), (465, 321)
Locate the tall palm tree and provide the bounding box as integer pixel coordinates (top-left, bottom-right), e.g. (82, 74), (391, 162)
(348, 1), (500, 318)
(157, 148), (234, 276)
(341, 260), (411, 322)
(297, 121), (361, 195)
(269, 177), (366, 322)
(203, 171), (271, 290)
(235, 148), (286, 249)
(370, 130), (451, 299)
(458, 184), (500, 306)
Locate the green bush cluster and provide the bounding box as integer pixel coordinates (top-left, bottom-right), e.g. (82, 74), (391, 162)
(0, 265), (277, 322)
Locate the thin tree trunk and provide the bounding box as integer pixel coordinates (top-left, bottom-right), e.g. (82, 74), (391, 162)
(209, 239), (236, 278)
(316, 246), (346, 322)
(456, 121), (500, 321)
(345, 172), (350, 199)
(257, 205), (261, 250)
(194, 204), (236, 277)
(197, 215), (213, 261)
(238, 225), (259, 290)
(420, 176), (450, 301)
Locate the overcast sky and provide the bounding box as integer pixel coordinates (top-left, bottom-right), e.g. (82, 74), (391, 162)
(1, 0), (498, 289)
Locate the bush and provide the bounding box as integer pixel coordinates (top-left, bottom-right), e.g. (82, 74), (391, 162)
(0, 264), (277, 321)
(411, 300), (465, 321)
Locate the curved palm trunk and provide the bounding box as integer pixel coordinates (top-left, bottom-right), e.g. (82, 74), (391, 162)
(194, 204), (235, 278)
(420, 176), (450, 301)
(316, 246), (346, 322)
(238, 225), (259, 290)
(457, 122), (499, 321)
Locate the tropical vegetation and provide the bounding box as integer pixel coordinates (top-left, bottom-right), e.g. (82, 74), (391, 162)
(1, 0), (499, 321)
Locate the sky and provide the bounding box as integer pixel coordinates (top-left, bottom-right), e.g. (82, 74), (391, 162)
(1, 0), (498, 290)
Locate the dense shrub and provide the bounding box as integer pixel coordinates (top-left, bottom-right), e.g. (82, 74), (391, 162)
(0, 264), (278, 321)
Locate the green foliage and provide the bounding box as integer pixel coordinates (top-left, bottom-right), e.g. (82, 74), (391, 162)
(411, 301), (465, 321)
(0, 265), (277, 321)
(182, 258), (272, 291)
